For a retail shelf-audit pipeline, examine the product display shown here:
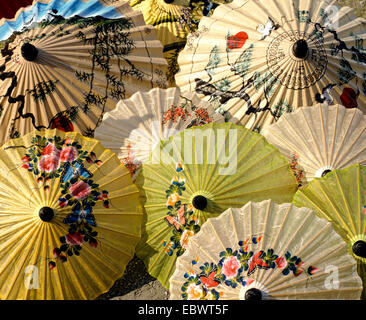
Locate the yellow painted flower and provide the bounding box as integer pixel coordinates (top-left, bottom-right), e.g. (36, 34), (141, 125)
(180, 229), (195, 249)
(166, 192), (180, 207)
(187, 283), (203, 300)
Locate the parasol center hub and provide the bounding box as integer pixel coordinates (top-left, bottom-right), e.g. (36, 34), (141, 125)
(192, 195), (207, 211)
(352, 240), (366, 258)
(292, 39), (309, 59)
(39, 207), (54, 222)
(21, 43), (38, 61)
(245, 288), (262, 300)
(321, 170), (332, 177)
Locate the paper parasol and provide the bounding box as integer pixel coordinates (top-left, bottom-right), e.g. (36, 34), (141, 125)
(175, 0), (366, 132)
(135, 122), (298, 288)
(263, 104), (366, 186)
(0, 5), (167, 145)
(0, 129), (142, 299)
(0, 0), (135, 41)
(293, 164), (366, 298)
(129, 0), (191, 86)
(94, 86), (224, 178)
(169, 200), (362, 300)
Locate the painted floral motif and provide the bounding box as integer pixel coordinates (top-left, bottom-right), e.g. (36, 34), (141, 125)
(161, 163), (200, 257)
(180, 236), (318, 300)
(161, 102), (213, 127)
(19, 134), (108, 268)
(290, 153), (305, 187)
(162, 105), (192, 124)
(121, 143), (141, 177)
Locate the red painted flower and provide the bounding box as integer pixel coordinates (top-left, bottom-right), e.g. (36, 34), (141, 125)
(50, 115), (74, 132)
(227, 31), (249, 50)
(41, 143), (60, 157)
(49, 261), (56, 270)
(38, 155), (60, 172)
(21, 156), (30, 162)
(65, 232), (84, 246)
(69, 181), (91, 200)
(222, 256), (240, 279)
(340, 87), (358, 108)
(60, 146), (78, 162)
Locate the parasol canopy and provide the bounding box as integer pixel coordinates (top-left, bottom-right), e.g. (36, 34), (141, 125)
(0, 4), (167, 145)
(175, 0), (366, 132)
(293, 164), (366, 298)
(263, 103), (366, 186)
(169, 200), (363, 300)
(0, 129), (142, 299)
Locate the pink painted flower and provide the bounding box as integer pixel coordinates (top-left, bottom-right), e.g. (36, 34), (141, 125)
(69, 181), (91, 200)
(65, 232), (84, 246)
(275, 256), (287, 268)
(222, 256), (240, 279)
(60, 146), (78, 162)
(38, 155), (60, 172)
(41, 143), (60, 157)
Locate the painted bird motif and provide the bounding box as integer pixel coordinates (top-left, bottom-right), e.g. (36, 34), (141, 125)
(257, 17), (280, 40)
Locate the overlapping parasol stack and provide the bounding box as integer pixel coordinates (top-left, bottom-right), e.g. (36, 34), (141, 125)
(135, 122), (298, 288)
(94, 86), (224, 179)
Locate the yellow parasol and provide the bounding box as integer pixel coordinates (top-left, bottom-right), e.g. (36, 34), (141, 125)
(0, 129), (142, 299)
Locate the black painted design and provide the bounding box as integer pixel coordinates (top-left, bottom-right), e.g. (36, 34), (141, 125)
(266, 30), (327, 90)
(0, 14), (150, 140)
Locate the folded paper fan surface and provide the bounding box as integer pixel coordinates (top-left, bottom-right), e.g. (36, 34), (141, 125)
(0, 7), (167, 145)
(263, 104), (366, 186)
(94, 87), (224, 178)
(175, 0), (366, 132)
(293, 164), (366, 298)
(0, 129), (142, 300)
(135, 122), (298, 288)
(169, 200), (362, 299)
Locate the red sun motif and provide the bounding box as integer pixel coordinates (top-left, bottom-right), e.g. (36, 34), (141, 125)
(226, 31), (249, 50)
